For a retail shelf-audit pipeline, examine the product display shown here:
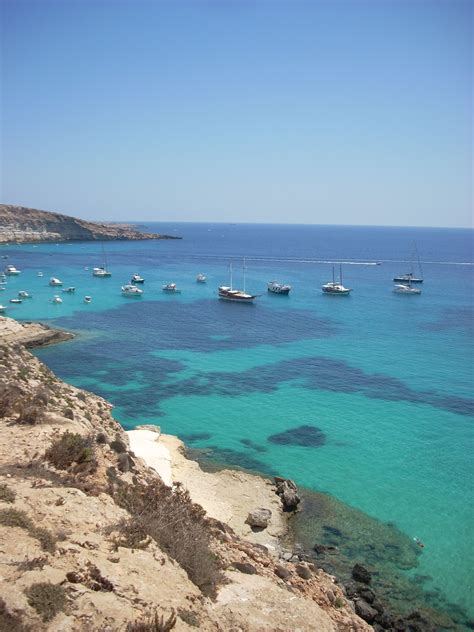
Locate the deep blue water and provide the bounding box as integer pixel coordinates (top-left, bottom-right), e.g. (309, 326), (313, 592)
(2, 223), (473, 622)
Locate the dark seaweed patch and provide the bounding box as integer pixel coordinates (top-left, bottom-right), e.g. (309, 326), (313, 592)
(268, 424), (326, 447)
(180, 432), (212, 442)
(239, 439), (267, 453)
(196, 446), (275, 477)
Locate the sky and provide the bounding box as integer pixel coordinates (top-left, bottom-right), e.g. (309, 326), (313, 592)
(1, 0), (472, 227)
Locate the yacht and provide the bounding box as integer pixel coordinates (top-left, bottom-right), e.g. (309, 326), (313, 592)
(4, 265), (21, 275)
(93, 267), (112, 278)
(49, 277), (63, 287)
(52, 295), (63, 304)
(162, 283), (181, 293)
(122, 284), (143, 296)
(18, 291), (31, 299)
(322, 265), (352, 295)
(196, 273), (207, 283)
(131, 273), (145, 284)
(393, 283), (421, 295)
(394, 243), (423, 283)
(218, 261), (256, 302)
(267, 281), (291, 295)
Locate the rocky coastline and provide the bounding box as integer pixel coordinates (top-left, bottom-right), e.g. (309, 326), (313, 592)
(0, 317), (370, 631)
(0, 204), (181, 243)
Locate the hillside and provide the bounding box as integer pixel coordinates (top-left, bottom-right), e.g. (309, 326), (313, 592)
(0, 205), (179, 243)
(0, 318), (370, 632)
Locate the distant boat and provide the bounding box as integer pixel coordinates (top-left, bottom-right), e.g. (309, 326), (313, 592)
(196, 273), (207, 283)
(218, 260), (256, 302)
(37, 271), (43, 277)
(4, 265), (20, 275)
(394, 243), (423, 283)
(52, 295), (63, 304)
(322, 265), (352, 295)
(131, 273), (145, 284)
(84, 295), (92, 303)
(0, 305), (7, 313)
(93, 245), (111, 277)
(9, 298), (22, 304)
(49, 277), (63, 286)
(18, 291), (31, 299)
(162, 283), (181, 293)
(267, 281), (291, 295)
(62, 287), (76, 293)
(393, 283), (421, 295)
(122, 284), (143, 296)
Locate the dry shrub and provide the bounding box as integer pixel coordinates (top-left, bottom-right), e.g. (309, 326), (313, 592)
(0, 508), (56, 552)
(0, 597), (30, 631)
(0, 382), (50, 424)
(25, 582), (66, 622)
(17, 556), (48, 571)
(125, 609), (176, 632)
(111, 479), (224, 596)
(45, 432), (96, 472)
(0, 482), (16, 503)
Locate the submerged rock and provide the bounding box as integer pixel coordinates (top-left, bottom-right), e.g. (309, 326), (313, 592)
(355, 599), (378, 623)
(352, 563), (372, 584)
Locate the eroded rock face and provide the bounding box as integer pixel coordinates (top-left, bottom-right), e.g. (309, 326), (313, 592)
(245, 508), (272, 529)
(352, 563), (372, 585)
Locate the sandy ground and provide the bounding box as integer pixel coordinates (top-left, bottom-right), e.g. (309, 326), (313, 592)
(127, 427), (287, 551)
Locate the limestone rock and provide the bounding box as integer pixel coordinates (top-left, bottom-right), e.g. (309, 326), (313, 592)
(245, 508), (272, 529)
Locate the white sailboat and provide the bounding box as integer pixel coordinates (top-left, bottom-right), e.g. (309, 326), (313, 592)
(322, 265), (352, 295)
(93, 244), (112, 277)
(394, 243), (423, 283)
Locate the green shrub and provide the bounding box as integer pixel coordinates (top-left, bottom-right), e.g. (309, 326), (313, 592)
(334, 596), (345, 608)
(25, 582), (66, 622)
(125, 610), (176, 632)
(45, 432), (95, 471)
(0, 483), (16, 503)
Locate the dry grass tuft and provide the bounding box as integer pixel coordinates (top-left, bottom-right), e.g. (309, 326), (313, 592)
(125, 609), (177, 632)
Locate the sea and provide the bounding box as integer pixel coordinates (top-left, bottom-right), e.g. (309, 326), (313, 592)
(1, 223), (473, 627)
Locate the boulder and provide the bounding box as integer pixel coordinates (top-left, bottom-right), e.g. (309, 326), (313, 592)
(352, 563), (372, 584)
(357, 586), (375, 604)
(295, 563), (312, 580)
(232, 562), (257, 575)
(245, 508), (272, 529)
(274, 565), (291, 580)
(355, 599), (378, 624)
(274, 478), (301, 511)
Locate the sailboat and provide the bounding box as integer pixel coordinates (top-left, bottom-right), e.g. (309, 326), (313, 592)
(218, 259), (256, 302)
(93, 244), (112, 277)
(393, 243), (423, 283)
(322, 265), (352, 295)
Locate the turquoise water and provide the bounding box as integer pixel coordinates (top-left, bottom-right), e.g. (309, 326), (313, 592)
(2, 223), (473, 623)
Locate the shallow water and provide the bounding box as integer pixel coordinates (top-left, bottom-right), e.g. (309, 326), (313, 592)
(2, 222), (472, 621)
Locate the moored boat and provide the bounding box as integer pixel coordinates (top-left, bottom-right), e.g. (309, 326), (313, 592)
(62, 287), (76, 293)
(9, 298), (22, 304)
(0, 305), (7, 313)
(393, 283), (421, 295)
(52, 295), (63, 304)
(394, 243), (424, 283)
(18, 291), (31, 299)
(49, 277), (63, 286)
(122, 284), (143, 296)
(267, 281), (291, 295)
(4, 265), (21, 275)
(162, 283), (181, 293)
(131, 273), (145, 284)
(93, 266), (112, 278)
(196, 273), (207, 283)
(322, 265), (352, 295)
(218, 261), (256, 302)
(84, 295), (92, 303)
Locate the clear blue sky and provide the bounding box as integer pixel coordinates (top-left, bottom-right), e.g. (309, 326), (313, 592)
(1, 0), (472, 227)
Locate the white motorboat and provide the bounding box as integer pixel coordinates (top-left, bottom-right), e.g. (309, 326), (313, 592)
(218, 260), (256, 302)
(322, 265), (352, 295)
(62, 287), (76, 293)
(84, 295), (92, 303)
(37, 271), (43, 277)
(267, 281), (291, 295)
(52, 295), (63, 304)
(18, 291), (31, 299)
(0, 305), (7, 313)
(196, 273), (207, 283)
(162, 283), (181, 293)
(393, 283), (421, 295)
(131, 273), (145, 284)
(122, 284), (143, 296)
(4, 265), (21, 275)
(49, 277), (63, 287)
(9, 298), (22, 304)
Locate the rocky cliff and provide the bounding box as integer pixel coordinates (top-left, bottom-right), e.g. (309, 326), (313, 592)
(0, 319), (371, 632)
(0, 205), (179, 243)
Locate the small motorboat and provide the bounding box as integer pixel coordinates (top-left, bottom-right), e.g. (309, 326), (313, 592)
(162, 283), (181, 293)
(393, 283), (421, 295)
(93, 266), (112, 278)
(0, 304), (7, 313)
(52, 295), (63, 304)
(196, 273), (207, 283)
(18, 291), (32, 299)
(37, 271), (44, 277)
(84, 295), (92, 303)
(62, 287), (76, 293)
(267, 281), (291, 295)
(4, 265), (21, 275)
(121, 284), (143, 296)
(49, 277), (63, 287)
(131, 273), (145, 284)
(9, 298), (22, 304)
(84, 267), (89, 271)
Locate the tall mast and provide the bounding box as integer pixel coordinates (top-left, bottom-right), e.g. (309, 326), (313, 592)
(230, 262), (233, 290)
(332, 266), (335, 285)
(415, 242), (423, 279)
(339, 264), (343, 285)
(243, 258), (246, 293)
